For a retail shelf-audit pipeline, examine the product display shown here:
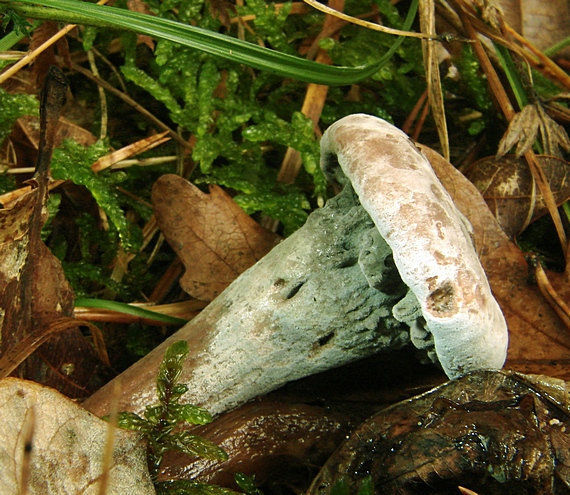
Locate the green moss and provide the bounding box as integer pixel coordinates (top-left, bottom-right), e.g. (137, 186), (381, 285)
(0, 88), (38, 145)
(51, 139), (143, 252)
(114, 340), (229, 489)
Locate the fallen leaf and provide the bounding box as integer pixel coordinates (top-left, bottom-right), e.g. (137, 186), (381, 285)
(152, 174), (281, 301)
(463, 154), (570, 238)
(0, 67), (107, 397)
(14, 114), (98, 151)
(308, 370), (570, 495)
(497, 0), (570, 56)
(0, 377), (154, 495)
(421, 145), (570, 378)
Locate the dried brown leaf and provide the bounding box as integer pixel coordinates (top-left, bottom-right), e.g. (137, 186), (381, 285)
(515, 0), (570, 54)
(498, 104), (570, 158)
(464, 154), (570, 238)
(0, 183), (107, 398)
(15, 115), (98, 151)
(538, 104), (570, 157)
(0, 69), (107, 398)
(421, 145), (570, 378)
(497, 104), (541, 157)
(152, 174), (281, 301)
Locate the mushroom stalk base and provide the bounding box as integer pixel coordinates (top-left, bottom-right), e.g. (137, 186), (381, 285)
(84, 186), (410, 417)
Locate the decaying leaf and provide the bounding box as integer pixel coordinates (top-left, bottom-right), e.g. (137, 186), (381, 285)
(421, 145), (570, 378)
(308, 370), (570, 495)
(495, 0), (570, 55)
(0, 377), (154, 495)
(152, 174), (281, 301)
(13, 114), (98, 153)
(0, 67), (107, 397)
(463, 154), (570, 238)
(533, 264), (570, 338)
(497, 103), (570, 158)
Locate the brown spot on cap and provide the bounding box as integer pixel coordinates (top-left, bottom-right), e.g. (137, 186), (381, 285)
(427, 282), (456, 314)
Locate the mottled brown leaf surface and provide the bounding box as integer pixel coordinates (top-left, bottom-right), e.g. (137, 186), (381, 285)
(0, 377), (154, 495)
(152, 174), (281, 301)
(464, 155), (570, 238)
(421, 146), (570, 378)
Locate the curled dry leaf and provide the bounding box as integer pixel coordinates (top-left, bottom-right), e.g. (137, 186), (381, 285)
(463, 154), (570, 238)
(421, 145), (570, 378)
(0, 377), (154, 495)
(497, 103), (570, 158)
(152, 174), (281, 301)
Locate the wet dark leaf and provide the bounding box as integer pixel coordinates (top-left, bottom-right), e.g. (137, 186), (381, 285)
(159, 401), (352, 493)
(308, 370), (570, 495)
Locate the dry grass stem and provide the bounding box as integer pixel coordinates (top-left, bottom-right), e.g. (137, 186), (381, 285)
(303, 0), (438, 39)
(455, 2), (568, 254)
(0, 317), (110, 379)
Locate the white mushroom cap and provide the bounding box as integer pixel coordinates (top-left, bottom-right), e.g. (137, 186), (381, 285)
(320, 114), (508, 378)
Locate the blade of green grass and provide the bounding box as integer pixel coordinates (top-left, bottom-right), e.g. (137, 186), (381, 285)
(7, 0), (418, 85)
(0, 19), (41, 51)
(494, 42), (529, 110)
(75, 298), (189, 325)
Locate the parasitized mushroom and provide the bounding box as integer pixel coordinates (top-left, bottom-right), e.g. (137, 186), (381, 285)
(320, 114), (508, 378)
(83, 114), (508, 418)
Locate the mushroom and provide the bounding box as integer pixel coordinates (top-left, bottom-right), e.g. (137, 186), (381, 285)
(83, 114), (507, 418)
(320, 114), (508, 378)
